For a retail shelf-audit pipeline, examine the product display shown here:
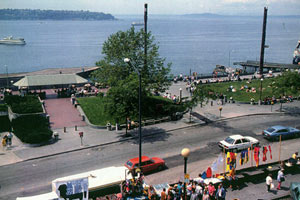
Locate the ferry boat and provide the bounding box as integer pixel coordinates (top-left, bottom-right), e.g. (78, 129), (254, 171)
(0, 36), (26, 45)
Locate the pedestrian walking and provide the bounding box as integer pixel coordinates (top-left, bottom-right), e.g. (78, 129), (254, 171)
(1, 135), (7, 150)
(277, 169), (285, 190)
(161, 188), (167, 200)
(208, 182), (216, 200)
(216, 183), (226, 200)
(266, 174), (273, 192)
(202, 186), (209, 200)
(190, 188), (199, 200)
(7, 132), (13, 147)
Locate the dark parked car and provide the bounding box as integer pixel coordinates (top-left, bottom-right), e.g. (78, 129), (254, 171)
(262, 125), (300, 141)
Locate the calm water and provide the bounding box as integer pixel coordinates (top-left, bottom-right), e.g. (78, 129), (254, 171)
(0, 15), (299, 75)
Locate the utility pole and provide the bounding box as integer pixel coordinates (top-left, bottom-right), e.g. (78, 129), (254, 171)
(259, 7), (268, 78)
(144, 3), (148, 71)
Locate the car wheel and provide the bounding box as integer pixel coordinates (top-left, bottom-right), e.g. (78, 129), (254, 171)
(157, 165), (163, 171)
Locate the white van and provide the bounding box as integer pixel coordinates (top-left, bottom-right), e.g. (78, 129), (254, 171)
(17, 166), (132, 200)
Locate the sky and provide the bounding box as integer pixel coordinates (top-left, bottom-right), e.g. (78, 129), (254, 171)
(1, 0), (300, 16)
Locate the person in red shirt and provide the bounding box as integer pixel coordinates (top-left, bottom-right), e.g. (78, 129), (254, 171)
(208, 182), (216, 200)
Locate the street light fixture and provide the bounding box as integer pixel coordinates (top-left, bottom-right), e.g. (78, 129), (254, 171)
(181, 148), (190, 200)
(124, 58), (142, 169)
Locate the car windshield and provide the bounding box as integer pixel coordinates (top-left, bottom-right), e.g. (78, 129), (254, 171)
(266, 128), (275, 133)
(224, 137), (235, 144)
(126, 161), (133, 168)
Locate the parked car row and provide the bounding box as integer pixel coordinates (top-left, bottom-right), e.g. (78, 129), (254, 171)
(218, 125), (300, 152)
(124, 125), (300, 174)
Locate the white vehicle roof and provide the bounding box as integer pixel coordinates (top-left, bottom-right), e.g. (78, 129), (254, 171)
(228, 134), (244, 140)
(17, 166), (132, 200)
(52, 166), (132, 192)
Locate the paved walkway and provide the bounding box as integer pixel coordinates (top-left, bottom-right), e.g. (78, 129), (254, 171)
(43, 89), (87, 129)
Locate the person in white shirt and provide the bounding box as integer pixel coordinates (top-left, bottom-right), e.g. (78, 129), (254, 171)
(277, 169), (285, 190)
(266, 174), (273, 192)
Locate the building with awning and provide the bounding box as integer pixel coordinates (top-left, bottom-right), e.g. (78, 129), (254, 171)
(13, 74), (88, 88)
(234, 60), (300, 73)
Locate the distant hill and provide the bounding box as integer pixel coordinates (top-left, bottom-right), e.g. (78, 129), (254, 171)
(182, 13), (300, 18)
(0, 9), (115, 20)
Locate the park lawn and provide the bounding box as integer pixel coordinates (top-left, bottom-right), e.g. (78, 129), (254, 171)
(77, 95), (186, 126)
(207, 78), (279, 102)
(77, 97), (111, 126)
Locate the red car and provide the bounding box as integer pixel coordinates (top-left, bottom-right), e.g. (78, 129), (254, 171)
(125, 156), (165, 174)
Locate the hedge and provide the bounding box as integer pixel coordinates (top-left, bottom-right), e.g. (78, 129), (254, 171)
(11, 115), (53, 144)
(4, 95), (43, 114)
(0, 116), (11, 133)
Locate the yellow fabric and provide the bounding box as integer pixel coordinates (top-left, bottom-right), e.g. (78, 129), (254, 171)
(226, 152), (230, 172)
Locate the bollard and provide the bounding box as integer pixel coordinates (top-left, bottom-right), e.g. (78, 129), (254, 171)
(75, 125), (77, 131)
(211, 101), (213, 106)
(64, 127), (66, 133)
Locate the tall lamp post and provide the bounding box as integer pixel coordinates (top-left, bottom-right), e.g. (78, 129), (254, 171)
(144, 3), (148, 71)
(4, 65), (8, 88)
(229, 50), (234, 68)
(259, 78), (264, 105)
(181, 148), (190, 200)
(179, 88), (182, 103)
(124, 58), (142, 169)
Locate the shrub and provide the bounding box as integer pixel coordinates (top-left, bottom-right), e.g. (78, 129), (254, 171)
(12, 115), (52, 144)
(0, 116), (11, 133)
(4, 95), (43, 114)
(0, 104), (7, 112)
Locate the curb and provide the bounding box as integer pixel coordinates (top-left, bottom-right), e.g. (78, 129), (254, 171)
(14, 121), (201, 165)
(8, 111), (300, 166)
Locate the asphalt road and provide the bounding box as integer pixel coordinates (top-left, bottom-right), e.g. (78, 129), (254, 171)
(0, 115), (299, 199)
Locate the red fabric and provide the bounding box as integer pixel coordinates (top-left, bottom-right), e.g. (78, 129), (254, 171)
(263, 146), (268, 162)
(268, 145), (272, 159)
(254, 147), (260, 167)
(206, 167), (212, 178)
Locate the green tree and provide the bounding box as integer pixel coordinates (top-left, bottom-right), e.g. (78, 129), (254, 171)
(273, 71), (300, 97)
(187, 84), (215, 122)
(91, 27), (171, 93)
(104, 74), (148, 135)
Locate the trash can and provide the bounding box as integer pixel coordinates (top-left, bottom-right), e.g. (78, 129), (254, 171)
(176, 112), (183, 120)
(53, 132), (59, 140)
(106, 123), (112, 131)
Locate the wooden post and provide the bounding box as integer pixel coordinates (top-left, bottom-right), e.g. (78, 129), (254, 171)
(223, 148), (226, 175)
(251, 144), (253, 167)
(279, 135), (282, 163)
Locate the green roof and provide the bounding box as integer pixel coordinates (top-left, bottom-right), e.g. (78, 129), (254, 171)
(13, 74), (88, 87)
